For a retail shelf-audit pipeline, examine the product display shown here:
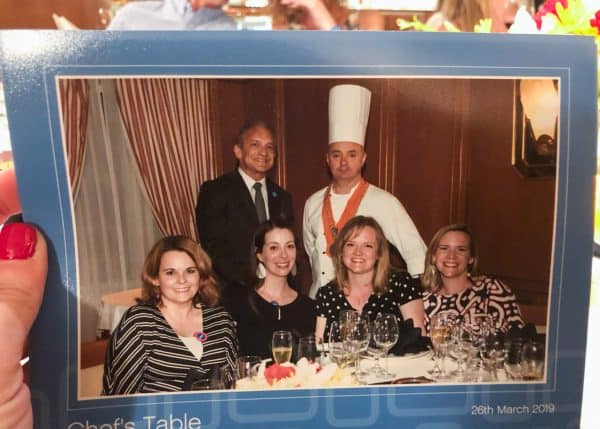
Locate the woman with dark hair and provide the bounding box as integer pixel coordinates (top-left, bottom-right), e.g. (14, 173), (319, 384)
(102, 236), (237, 394)
(315, 215), (425, 335)
(421, 224), (524, 333)
(224, 220), (317, 359)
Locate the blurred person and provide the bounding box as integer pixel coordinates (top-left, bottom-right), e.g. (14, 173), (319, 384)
(315, 216), (425, 335)
(107, 0), (236, 30)
(196, 120), (293, 295)
(223, 220), (317, 359)
(303, 84), (426, 298)
(271, 0), (384, 30)
(425, 0), (507, 32)
(102, 235), (237, 394)
(421, 224), (525, 333)
(271, 0), (344, 29)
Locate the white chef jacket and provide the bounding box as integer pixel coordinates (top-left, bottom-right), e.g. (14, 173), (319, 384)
(302, 183), (427, 298)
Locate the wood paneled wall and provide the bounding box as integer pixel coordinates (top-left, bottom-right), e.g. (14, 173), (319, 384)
(211, 77), (554, 307)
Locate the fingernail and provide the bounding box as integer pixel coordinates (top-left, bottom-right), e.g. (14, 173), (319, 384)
(0, 223), (37, 260)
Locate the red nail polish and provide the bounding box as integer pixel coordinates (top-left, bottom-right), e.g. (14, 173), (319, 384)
(0, 223), (37, 260)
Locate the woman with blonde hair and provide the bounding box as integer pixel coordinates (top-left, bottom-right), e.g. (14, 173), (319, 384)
(315, 216), (425, 335)
(421, 224), (524, 333)
(425, 0), (507, 32)
(103, 236), (237, 394)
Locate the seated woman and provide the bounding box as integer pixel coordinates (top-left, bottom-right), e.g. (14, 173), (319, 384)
(315, 216), (426, 335)
(421, 224), (525, 333)
(102, 236), (237, 394)
(224, 220), (317, 359)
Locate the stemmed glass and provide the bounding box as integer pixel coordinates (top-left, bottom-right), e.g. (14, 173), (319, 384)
(339, 309), (360, 333)
(366, 321), (386, 377)
(373, 313), (399, 378)
(328, 321), (347, 366)
(483, 329), (505, 380)
(504, 338), (524, 380)
(429, 313), (455, 380)
(343, 315), (371, 380)
(521, 340), (545, 380)
(271, 330), (293, 364)
(464, 314), (495, 381)
(449, 321), (473, 381)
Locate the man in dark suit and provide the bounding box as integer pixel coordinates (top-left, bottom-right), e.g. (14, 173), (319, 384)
(196, 120), (293, 290)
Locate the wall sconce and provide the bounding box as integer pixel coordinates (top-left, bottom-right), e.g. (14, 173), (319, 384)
(512, 79), (559, 177)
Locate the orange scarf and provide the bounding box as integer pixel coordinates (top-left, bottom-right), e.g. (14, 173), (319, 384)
(322, 179), (369, 256)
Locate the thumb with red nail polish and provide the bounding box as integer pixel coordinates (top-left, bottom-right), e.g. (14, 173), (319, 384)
(0, 171), (47, 428)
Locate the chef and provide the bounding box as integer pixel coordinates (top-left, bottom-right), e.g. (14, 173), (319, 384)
(302, 84), (427, 298)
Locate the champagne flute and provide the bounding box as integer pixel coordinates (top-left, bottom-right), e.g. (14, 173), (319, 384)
(373, 313), (399, 378)
(429, 313), (455, 380)
(272, 330), (293, 364)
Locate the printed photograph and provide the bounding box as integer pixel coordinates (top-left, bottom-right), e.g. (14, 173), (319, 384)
(57, 76), (556, 398)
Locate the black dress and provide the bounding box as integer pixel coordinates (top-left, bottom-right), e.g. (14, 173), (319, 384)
(315, 270), (422, 336)
(224, 286), (318, 359)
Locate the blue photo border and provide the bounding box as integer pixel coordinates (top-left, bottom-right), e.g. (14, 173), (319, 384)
(1, 30), (597, 428)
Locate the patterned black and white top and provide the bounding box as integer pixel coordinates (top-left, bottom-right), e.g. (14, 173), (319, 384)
(102, 304), (237, 395)
(315, 270), (421, 335)
(422, 275), (525, 333)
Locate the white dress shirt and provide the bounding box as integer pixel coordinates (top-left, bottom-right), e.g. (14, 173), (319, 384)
(107, 0), (236, 30)
(238, 168), (270, 220)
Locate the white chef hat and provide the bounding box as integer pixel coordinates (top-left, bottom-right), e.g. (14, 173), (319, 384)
(328, 84), (371, 146)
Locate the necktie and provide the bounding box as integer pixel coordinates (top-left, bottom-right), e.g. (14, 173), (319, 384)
(253, 182), (267, 223)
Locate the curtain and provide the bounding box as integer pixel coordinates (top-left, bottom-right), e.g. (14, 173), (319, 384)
(58, 79), (89, 198)
(76, 80), (162, 342)
(114, 78), (218, 240)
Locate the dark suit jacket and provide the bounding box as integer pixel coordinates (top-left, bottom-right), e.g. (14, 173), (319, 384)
(195, 169), (293, 287)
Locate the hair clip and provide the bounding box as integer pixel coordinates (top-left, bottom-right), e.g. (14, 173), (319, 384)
(194, 331), (208, 343)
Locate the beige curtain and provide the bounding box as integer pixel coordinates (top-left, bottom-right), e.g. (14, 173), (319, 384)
(114, 78), (218, 240)
(58, 79), (89, 198)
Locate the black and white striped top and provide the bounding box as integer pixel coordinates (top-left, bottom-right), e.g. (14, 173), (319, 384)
(102, 304), (237, 395)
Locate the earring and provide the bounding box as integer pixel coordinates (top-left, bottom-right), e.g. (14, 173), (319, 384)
(256, 261), (266, 279)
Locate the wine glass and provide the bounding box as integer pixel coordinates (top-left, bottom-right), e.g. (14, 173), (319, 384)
(449, 321), (473, 381)
(366, 321), (385, 377)
(373, 313), (399, 378)
(465, 314), (494, 365)
(429, 313), (455, 380)
(272, 330), (293, 364)
(521, 340), (545, 380)
(298, 335), (318, 363)
(236, 355), (261, 380)
(339, 309), (360, 333)
(504, 338), (524, 380)
(343, 315), (370, 380)
(328, 321), (347, 366)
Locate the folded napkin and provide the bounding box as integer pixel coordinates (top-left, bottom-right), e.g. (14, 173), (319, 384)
(389, 319), (431, 356)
